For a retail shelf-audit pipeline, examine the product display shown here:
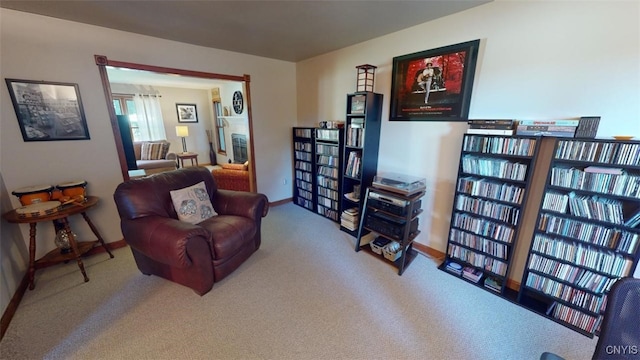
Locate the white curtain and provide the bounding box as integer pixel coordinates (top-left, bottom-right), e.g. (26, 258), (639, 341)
(133, 94), (166, 141)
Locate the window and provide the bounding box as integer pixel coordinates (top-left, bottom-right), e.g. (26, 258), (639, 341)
(112, 94), (141, 141)
(214, 102), (226, 154)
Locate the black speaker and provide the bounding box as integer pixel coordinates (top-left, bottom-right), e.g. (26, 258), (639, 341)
(116, 115), (138, 170)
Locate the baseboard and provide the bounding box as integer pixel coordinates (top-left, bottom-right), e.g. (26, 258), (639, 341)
(412, 242), (520, 292)
(0, 239), (128, 341)
(506, 278), (521, 292)
(413, 242), (445, 262)
(270, 198), (292, 207)
(84, 239), (128, 258)
(0, 272), (29, 341)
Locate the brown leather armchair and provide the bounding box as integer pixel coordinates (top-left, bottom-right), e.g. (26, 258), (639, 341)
(113, 167), (269, 295)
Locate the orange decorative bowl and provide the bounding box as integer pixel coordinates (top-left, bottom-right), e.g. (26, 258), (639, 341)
(613, 135), (634, 141)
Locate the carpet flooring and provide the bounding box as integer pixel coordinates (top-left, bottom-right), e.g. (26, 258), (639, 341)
(0, 202), (596, 359)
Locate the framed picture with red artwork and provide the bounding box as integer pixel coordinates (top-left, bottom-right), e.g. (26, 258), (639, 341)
(389, 39), (481, 122)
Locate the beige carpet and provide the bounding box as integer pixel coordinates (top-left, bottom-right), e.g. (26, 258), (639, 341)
(0, 203), (596, 360)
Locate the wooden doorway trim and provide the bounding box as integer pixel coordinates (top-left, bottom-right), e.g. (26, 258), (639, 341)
(94, 55), (257, 192)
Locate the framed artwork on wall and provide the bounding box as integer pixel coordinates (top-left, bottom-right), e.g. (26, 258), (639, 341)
(176, 103), (198, 123)
(232, 91), (244, 114)
(5, 79), (91, 141)
(389, 39), (481, 122)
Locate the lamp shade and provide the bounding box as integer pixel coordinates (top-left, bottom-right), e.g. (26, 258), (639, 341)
(175, 125), (189, 137)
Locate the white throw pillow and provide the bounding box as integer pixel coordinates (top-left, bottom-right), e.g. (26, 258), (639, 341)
(170, 181), (217, 224)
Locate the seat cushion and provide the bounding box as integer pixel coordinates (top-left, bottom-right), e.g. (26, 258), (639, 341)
(198, 215), (257, 260)
(136, 159), (177, 170)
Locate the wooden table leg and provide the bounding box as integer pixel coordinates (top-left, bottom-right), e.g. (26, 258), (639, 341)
(80, 212), (114, 258)
(28, 223), (37, 290)
(60, 217), (89, 283)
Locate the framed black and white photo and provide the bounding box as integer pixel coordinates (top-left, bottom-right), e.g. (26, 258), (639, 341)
(389, 40), (481, 121)
(5, 79), (91, 141)
(176, 103), (198, 123)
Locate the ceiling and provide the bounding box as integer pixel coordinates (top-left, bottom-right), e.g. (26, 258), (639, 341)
(1, 0), (491, 63)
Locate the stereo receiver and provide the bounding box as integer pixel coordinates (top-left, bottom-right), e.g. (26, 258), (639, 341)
(364, 209), (419, 241)
(368, 190), (422, 217)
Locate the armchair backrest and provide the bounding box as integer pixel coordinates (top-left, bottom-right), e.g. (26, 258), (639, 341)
(114, 167), (218, 221)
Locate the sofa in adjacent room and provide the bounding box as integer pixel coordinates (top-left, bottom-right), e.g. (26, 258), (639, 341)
(133, 140), (177, 175)
(211, 162), (250, 191)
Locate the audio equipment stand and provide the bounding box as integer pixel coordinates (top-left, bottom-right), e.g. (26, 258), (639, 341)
(355, 186), (424, 275)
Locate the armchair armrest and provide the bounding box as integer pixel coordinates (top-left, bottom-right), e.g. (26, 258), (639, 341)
(121, 216), (212, 267)
(165, 152), (177, 161)
(213, 189), (269, 220)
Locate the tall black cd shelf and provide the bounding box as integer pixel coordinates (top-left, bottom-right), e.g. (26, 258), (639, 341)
(315, 128), (344, 222)
(517, 138), (640, 337)
(293, 127), (344, 222)
(293, 127), (316, 212)
(440, 134), (542, 299)
(339, 92), (383, 236)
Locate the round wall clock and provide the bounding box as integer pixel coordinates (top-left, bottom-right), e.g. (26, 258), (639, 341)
(232, 91), (244, 114)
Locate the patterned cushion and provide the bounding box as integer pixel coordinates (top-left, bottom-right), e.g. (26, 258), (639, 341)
(160, 142), (170, 158)
(169, 181), (217, 224)
(140, 142), (170, 160)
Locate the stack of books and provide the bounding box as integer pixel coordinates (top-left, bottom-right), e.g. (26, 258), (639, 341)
(462, 266), (483, 283)
(584, 166), (624, 176)
(344, 151), (362, 177)
(340, 207), (359, 231)
(466, 119), (514, 135)
(444, 260), (463, 275)
(516, 119), (579, 137)
(575, 116), (601, 139)
(484, 276), (503, 293)
(346, 119), (364, 147)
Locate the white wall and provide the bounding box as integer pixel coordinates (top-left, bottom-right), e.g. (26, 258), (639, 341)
(0, 9), (297, 314)
(296, 1), (640, 279)
(154, 85), (214, 162)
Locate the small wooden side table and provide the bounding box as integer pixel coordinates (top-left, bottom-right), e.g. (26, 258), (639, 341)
(177, 152), (199, 168)
(2, 196), (114, 290)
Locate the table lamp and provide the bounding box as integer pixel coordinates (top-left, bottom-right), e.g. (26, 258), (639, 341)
(176, 125), (189, 153)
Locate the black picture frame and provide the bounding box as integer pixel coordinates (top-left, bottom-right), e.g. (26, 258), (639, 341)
(5, 79), (91, 141)
(176, 103), (198, 123)
(389, 39), (481, 121)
